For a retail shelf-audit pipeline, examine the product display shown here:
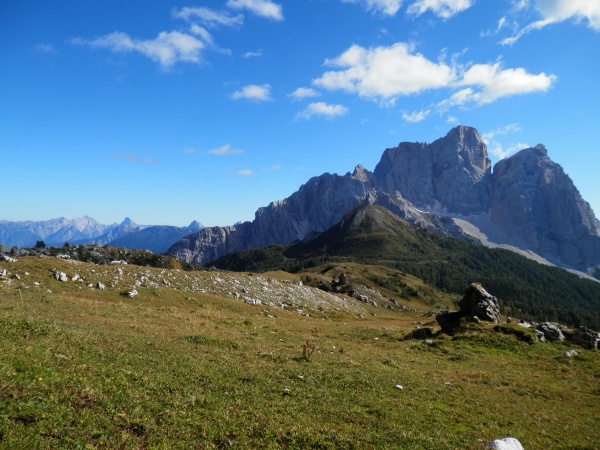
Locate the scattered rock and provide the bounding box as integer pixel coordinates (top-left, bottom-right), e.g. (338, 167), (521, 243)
(11, 274), (20, 280)
(486, 437), (524, 450)
(2, 255), (17, 263)
(536, 322), (565, 342)
(72, 274), (81, 282)
(564, 350), (578, 357)
(394, 384), (403, 390)
(0, 269), (7, 277)
(54, 271), (69, 282)
(97, 282), (105, 290)
(123, 289), (138, 298)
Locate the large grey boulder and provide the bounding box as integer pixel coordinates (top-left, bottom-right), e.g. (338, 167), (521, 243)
(571, 326), (600, 349)
(458, 283), (500, 323)
(536, 322), (565, 342)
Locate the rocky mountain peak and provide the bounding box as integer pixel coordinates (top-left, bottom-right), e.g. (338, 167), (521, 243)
(490, 144), (600, 268)
(373, 125), (491, 214)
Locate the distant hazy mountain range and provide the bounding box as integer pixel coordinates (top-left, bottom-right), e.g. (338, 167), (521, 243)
(168, 126), (600, 277)
(0, 217), (203, 254)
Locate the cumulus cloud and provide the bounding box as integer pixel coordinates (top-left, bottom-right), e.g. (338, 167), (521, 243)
(402, 109), (430, 123)
(295, 102), (349, 120)
(453, 62), (556, 105)
(341, 0), (403, 16)
(226, 0), (284, 21)
(288, 87), (321, 100)
(313, 43), (557, 115)
(207, 144), (245, 155)
(313, 43), (454, 100)
(502, 0), (600, 45)
(231, 84), (273, 101)
(235, 169), (256, 176)
(72, 31), (205, 68)
(407, 0), (473, 18)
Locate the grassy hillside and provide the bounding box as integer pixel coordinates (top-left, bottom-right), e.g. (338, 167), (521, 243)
(213, 206), (600, 330)
(1, 256), (599, 449)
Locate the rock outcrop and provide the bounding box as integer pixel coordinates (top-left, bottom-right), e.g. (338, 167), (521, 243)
(167, 126), (600, 274)
(436, 283), (500, 334)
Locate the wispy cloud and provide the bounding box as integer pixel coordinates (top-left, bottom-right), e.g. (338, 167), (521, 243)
(341, 0), (403, 16)
(288, 87), (321, 100)
(34, 43), (57, 54)
(226, 0), (284, 21)
(295, 102), (348, 120)
(243, 50), (263, 58)
(172, 7), (244, 28)
(402, 109), (430, 123)
(501, 0), (600, 45)
(408, 0), (472, 18)
(482, 124), (527, 159)
(72, 31), (205, 68)
(112, 153), (157, 165)
(231, 84), (273, 101)
(235, 169), (256, 176)
(207, 144), (245, 155)
(183, 147), (198, 154)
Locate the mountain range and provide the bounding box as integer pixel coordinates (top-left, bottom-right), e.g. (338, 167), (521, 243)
(168, 126), (600, 277)
(0, 216), (203, 254)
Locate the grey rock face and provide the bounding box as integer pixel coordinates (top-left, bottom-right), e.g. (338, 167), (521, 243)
(491, 145), (600, 270)
(374, 126), (491, 214)
(167, 126), (600, 272)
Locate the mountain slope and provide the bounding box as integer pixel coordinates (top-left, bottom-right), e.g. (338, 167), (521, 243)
(213, 205), (600, 329)
(109, 221), (204, 254)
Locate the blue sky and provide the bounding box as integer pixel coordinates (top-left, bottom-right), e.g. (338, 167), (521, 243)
(2, 0), (599, 227)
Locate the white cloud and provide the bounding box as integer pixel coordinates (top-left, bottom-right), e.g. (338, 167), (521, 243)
(454, 62), (556, 105)
(288, 87), (321, 100)
(447, 115), (459, 124)
(407, 0), (473, 19)
(295, 102), (349, 120)
(243, 50), (263, 58)
(207, 144), (245, 155)
(73, 31), (205, 68)
(35, 43), (57, 54)
(341, 0), (403, 16)
(226, 0), (284, 21)
(502, 0), (600, 44)
(235, 169), (256, 176)
(231, 84), (273, 101)
(184, 147), (198, 154)
(482, 124), (527, 159)
(172, 7), (243, 28)
(313, 43), (454, 100)
(313, 43), (557, 117)
(402, 109), (430, 123)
